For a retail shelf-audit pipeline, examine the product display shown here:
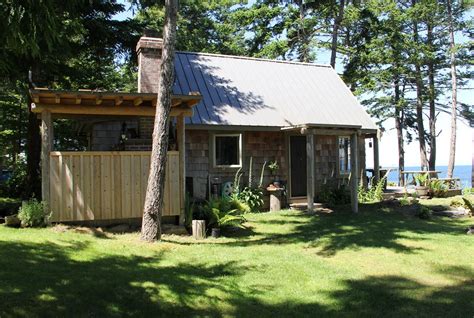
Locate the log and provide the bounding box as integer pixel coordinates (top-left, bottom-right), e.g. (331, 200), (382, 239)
(269, 190), (282, 212)
(192, 220), (206, 240)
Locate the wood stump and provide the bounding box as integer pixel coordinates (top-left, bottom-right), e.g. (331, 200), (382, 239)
(268, 189), (283, 212)
(192, 220), (206, 240)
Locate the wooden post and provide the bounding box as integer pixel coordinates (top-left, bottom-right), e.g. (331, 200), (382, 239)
(306, 133), (315, 212)
(192, 220), (206, 240)
(40, 110), (53, 216)
(176, 114), (185, 225)
(350, 132), (359, 213)
(373, 131), (380, 184)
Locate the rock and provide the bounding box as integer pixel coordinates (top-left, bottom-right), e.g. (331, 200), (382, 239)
(466, 225), (474, 235)
(5, 215), (20, 227)
(432, 210), (469, 218)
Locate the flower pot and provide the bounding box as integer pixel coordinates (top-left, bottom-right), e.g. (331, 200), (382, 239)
(211, 227), (220, 238)
(415, 186), (429, 197)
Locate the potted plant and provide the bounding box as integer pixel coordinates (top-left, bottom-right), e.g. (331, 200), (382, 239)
(268, 161), (280, 187)
(414, 173), (429, 197)
(207, 199), (246, 238)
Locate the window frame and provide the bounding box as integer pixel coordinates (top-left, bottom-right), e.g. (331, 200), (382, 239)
(212, 133), (243, 168)
(338, 136), (351, 175)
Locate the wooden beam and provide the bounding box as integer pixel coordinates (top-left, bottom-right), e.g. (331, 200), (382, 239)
(75, 95), (81, 105)
(306, 133), (315, 212)
(32, 104), (193, 117)
(350, 133), (359, 213)
(134, 97), (143, 106)
(303, 128), (359, 136)
(55, 94), (60, 104)
(177, 115), (186, 225)
(373, 131), (380, 184)
(115, 96), (123, 106)
(40, 110), (53, 221)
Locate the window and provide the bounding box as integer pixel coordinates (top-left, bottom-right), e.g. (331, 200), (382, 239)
(213, 134), (242, 167)
(338, 136), (351, 174)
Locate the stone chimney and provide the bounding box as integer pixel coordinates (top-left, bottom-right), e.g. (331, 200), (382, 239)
(136, 35), (163, 93)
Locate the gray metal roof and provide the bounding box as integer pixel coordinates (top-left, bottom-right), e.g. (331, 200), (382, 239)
(173, 52), (377, 130)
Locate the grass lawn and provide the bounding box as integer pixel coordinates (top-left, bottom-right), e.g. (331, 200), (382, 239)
(0, 199), (473, 317)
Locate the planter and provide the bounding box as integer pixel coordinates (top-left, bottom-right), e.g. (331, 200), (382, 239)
(415, 186), (429, 197)
(211, 227), (220, 238)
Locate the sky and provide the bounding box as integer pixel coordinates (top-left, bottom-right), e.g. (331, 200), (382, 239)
(115, 2), (472, 168)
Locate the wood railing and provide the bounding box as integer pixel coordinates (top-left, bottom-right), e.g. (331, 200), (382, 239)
(49, 151), (181, 222)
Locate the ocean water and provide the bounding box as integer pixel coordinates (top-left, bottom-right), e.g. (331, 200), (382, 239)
(386, 165), (472, 189)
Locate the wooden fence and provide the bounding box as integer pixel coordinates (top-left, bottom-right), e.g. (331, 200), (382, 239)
(49, 151), (181, 222)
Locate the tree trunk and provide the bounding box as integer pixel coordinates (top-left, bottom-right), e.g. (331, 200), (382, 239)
(141, 0), (178, 242)
(412, 0), (429, 170)
(446, 0), (457, 178)
(330, 0), (345, 68)
(394, 75), (405, 186)
(427, 22), (437, 171)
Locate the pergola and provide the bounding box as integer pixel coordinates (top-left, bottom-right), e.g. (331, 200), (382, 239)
(30, 88), (201, 223)
(282, 123), (380, 213)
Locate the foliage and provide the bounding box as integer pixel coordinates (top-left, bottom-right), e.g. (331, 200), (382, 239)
(428, 179), (448, 198)
(17, 199), (48, 227)
(319, 185), (351, 206)
(358, 177), (386, 203)
(0, 198), (22, 217)
(414, 173), (429, 187)
(237, 187), (264, 213)
(417, 206), (432, 219)
(268, 161), (279, 175)
(462, 188), (473, 196)
(0, 158), (28, 199)
(197, 197), (247, 230)
(184, 193), (195, 231)
(400, 192), (418, 206)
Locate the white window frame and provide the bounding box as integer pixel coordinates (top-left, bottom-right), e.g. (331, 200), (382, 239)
(212, 133), (242, 168)
(338, 136), (351, 175)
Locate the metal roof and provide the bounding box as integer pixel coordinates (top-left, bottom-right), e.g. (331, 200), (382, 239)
(173, 52), (377, 131)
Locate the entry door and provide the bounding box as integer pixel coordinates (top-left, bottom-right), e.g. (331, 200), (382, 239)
(290, 135), (307, 197)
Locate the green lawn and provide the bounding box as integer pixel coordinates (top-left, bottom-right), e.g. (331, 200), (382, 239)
(0, 201), (473, 317)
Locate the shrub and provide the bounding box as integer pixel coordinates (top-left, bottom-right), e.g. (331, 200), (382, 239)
(238, 187), (264, 212)
(0, 197), (21, 217)
(17, 199), (49, 227)
(0, 159), (28, 199)
(196, 198), (246, 230)
(417, 206), (432, 219)
(428, 179), (448, 198)
(414, 173), (429, 187)
(319, 185), (351, 206)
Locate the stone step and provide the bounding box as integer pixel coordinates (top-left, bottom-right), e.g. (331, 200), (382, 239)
(290, 202), (324, 211)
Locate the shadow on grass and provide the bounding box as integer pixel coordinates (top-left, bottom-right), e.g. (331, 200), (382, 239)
(218, 203), (468, 256)
(0, 238), (472, 316)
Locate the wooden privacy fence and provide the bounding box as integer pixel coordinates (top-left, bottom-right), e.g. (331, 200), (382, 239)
(49, 151), (181, 222)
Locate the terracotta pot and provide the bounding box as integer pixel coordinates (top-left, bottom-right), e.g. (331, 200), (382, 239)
(415, 186), (429, 197)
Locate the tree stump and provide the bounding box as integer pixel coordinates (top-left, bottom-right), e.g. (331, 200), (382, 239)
(192, 220), (206, 240)
(267, 188), (283, 212)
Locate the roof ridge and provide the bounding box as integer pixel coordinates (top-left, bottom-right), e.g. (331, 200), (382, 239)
(176, 51), (332, 68)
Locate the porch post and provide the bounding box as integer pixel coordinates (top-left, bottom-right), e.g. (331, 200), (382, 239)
(373, 131), (380, 184)
(176, 114), (185, 225)
(306, 132), (315, 212)
(350, 132), (359, 213)
(40, 110), (53, 215)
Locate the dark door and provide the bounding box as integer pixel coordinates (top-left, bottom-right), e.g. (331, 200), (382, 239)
(290, 135), (307, 197)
